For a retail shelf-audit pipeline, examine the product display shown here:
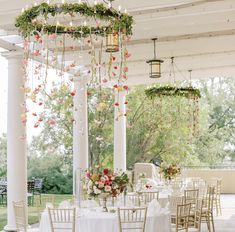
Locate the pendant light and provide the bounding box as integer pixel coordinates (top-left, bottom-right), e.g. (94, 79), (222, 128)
(105, 32), (119, 53)
(146, 38), (163, 78)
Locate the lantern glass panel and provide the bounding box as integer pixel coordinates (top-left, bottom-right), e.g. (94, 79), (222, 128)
(149, 60), (161, 78)
(106, 33), (119, 52)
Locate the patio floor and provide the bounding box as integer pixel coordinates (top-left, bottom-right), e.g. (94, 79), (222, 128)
(209, 194), (235, 232)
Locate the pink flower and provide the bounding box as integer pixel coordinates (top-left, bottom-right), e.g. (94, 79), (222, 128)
(86, 172), (91, 178)
(124, 51), (131, 59)
(49, 34), (57, 40)
(33, 50), (41, 57)
(48, 119), (56, 125)
(102, 78), (108, 83)
(123, 67), (129, 72)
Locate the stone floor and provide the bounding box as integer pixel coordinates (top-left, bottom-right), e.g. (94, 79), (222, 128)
(200, 194), (235, 232)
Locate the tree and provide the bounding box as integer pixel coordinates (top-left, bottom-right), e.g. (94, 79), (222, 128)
(0, 133), (7, 177)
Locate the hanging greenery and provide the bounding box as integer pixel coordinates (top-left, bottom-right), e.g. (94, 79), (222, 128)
(15, 2), (133, 38)
(145, 86), (201, 99)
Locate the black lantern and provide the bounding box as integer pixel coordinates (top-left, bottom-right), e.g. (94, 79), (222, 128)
(105, 32), (119, 53)
(146, 38), (163, 78)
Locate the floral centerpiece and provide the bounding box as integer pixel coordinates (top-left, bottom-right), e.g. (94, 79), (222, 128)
(85, 167), (129, 211)
(160, 163), (181, 181)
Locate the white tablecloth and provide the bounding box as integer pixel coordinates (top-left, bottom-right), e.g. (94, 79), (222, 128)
(39, 208), (171, 232)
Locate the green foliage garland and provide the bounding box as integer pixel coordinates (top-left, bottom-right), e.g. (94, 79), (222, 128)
(145, 86), (201, 99)
(15, 2), (133, 38)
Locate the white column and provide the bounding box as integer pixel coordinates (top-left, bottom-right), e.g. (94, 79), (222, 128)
(4, 51), (27, 231)
(114, 90), (127, 171)
(73, 75), (88, 196)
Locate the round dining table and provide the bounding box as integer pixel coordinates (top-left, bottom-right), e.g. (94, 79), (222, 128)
(39, 207), (171, 232)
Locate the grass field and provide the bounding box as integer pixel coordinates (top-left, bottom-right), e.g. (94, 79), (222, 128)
(0, 194), (72, 231)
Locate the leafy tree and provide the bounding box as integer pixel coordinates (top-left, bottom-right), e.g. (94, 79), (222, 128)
(0, 133), (7, 177)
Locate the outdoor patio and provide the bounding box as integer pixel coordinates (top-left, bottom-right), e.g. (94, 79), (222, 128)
(0, 0), (235, 232)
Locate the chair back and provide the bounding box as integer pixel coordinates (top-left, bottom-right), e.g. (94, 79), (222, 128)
(169, 196), (184, 216)
(13, 201), (27, 232)
(204, 186), (215, 212)
(171, 180), (183, 189)
(48, 208), (76, 232)
(127, 193), (140, 207)
(184, 189), (199, 207)
(138, 191), (159, 204)
(176, 203), (191, 231)
(118, 207), (147, 232)
(36, 194), (55, 220)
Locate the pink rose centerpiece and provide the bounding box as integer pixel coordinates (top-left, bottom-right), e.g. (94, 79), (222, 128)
(85, 167), (129, 212)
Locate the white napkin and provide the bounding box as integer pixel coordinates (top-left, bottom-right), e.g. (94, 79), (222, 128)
(59, 200), (71, 209)
(45, 203), (53, 209)
(147, 199), (161, 216)
(160, 202), (170, 215)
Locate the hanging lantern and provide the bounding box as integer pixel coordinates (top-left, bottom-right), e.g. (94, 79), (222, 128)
(146, 38), (163, 78)
(106, 33), (119, 53)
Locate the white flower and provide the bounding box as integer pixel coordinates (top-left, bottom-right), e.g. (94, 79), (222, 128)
(98, 182), (104, 188)
(88, 180), (93, 188)
(87, 188), (93, 195)
(105, 185), (111, 192)
(94, 186), (101, 195)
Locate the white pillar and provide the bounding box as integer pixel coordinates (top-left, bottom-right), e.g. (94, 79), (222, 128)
(4, 51), (27, 231)
(114, 90), (127, 171)
(73, 75), (88, 195)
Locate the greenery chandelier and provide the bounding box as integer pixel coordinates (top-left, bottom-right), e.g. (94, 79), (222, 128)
(145, 86), (201, 99)
(15, 2), (133, 38)
(15, 0), (133, 129)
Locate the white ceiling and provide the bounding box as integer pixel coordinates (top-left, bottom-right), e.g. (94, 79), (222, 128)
(0, 0), (235, 85)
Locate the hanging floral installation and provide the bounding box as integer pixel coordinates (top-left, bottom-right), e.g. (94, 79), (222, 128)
(145, 59), (201, 140)
(15, 1), (133, 130)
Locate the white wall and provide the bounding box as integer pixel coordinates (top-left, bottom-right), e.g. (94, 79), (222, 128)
(185, 169), (235, 194)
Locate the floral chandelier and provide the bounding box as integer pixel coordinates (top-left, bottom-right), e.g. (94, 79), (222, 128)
(145, 58), (201, 139)
(15, 0), (133, 129)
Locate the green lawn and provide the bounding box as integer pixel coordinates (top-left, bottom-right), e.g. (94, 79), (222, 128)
(0, 194), (72, 231)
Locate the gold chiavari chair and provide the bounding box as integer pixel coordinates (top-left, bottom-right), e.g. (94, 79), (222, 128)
(184, 189), (199, 209)
(13, 201), (38, 232)
(118, 207), (147, 232)
(48, 208), (76, 232)
(172, 203), (191, 232)
(184, 189), (199, 227)
(188, 198), (203, 232)
(35, 194), (55, 221)
(214, 178), (222, 216)
(127, 193), (140, 206)
(200, 186), (215, 232)
(172, 180), (184, 189)
(169, 196), (184, 224)
(138, 191), (159, 205)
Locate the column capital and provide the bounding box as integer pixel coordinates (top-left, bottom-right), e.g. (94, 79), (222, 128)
(2, 49), (23, 60)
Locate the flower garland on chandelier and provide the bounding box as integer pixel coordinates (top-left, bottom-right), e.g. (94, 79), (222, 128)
(16, 1), (133, 130)
(145, 86), (201, 99)
(145, 85), (201, 139)
(15, 2), (133, 38)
